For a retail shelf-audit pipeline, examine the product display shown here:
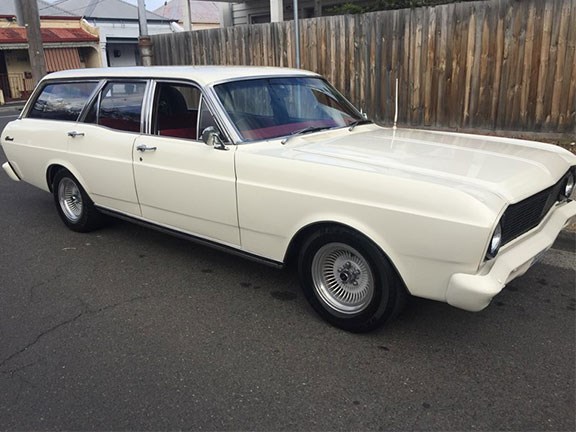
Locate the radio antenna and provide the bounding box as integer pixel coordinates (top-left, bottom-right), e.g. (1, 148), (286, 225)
(393, 78), (399, 130)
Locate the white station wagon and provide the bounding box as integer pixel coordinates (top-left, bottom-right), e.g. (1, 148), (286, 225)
(2, 66), (575, 332)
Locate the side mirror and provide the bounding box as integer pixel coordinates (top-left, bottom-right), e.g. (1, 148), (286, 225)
(201, 126), (227, 151)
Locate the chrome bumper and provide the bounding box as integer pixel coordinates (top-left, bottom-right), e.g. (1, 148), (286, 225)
(2, 161), (20, 181)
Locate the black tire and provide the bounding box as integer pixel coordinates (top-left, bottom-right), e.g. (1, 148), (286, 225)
(298, 227), (408, 332)
(52, 169), (103, 232)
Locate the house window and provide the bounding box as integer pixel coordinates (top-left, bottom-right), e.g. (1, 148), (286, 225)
(250, 14), (270, 24)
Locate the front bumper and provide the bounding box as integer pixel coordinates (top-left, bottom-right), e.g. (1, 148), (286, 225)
(446, 200), (576, 312)
(2, 161), (20, 181)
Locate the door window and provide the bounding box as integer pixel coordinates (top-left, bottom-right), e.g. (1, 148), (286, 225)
(152, 82), (222, 141)
(86, 81), (146, 133)
(153, 83), (200, 140)
(198, 97), (220, 137)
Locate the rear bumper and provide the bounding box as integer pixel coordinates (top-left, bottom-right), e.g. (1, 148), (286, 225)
(446, 200), (576, 312)
(2, 161), (20, 181)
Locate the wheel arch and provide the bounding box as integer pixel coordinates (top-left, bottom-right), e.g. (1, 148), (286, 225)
(46, 162), (89, 194)
(283, 221), (409, 294)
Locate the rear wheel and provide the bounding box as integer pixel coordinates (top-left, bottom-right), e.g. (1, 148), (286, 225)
(298, 227), (407, 332)
(52, 169), (103, 232)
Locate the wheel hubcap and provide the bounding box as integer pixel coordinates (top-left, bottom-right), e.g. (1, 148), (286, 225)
(58, 178), (83, 222)
(311, 243), (374, 314)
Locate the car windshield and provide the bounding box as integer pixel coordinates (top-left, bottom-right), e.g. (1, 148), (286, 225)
(213, 77), (364, 141)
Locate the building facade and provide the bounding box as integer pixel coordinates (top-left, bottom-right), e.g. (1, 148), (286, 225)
(223, 0), (375, 25)
(51, 0), (179, 67)
(0, 0), (101, 101)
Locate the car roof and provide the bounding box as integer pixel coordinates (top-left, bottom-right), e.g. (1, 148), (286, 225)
(43, 66), (320, 86)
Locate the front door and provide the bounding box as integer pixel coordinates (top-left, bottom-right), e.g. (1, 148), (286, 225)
(132, 81), (240, 246)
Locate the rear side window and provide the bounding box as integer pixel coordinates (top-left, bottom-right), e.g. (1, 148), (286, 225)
(85, 81), (146, 133)
(28, 82), (98, 121)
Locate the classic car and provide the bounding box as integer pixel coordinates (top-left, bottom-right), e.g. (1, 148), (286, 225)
(2, 66), (575, 332)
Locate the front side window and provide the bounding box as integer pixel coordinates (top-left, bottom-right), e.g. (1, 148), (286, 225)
(28, 81), (98, 121)
(214, 77), (362, 141)
(86, 81), (146, 133)
(153, 83), (199, 140)
(153, 82), (221, 141)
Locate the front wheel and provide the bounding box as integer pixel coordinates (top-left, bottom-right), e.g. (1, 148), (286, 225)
(298, 227), (407, 332)
(52, 169), (103, 232)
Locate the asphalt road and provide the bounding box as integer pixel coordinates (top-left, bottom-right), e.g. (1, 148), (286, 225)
(0, 107), (575, 431)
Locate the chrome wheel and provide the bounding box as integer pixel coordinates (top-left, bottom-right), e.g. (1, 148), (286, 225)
(311, 242), (374, 314)
(58, 177), (83, 222)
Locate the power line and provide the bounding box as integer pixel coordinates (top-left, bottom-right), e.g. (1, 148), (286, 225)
(39, 0), (119, 15)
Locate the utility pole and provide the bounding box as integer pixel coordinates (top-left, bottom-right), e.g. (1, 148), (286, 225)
(16, 0), (47, 85)
(293, 0), (300, 68)
(184, 0), (192, 31)
(137, 0), (153, 66)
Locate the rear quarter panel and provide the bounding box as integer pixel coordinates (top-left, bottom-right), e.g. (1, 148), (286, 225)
(1, 119), (71, 191)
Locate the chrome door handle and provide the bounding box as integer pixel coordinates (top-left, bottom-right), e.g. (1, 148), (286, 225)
(67, 131), (85, 138)
(136, 144), (157, 152)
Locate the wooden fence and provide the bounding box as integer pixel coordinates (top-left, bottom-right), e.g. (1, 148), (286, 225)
(152, 0), (576, 133)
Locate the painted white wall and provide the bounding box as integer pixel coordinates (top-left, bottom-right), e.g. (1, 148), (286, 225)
(270, 0), (283, 22)
(107, 43), (140, 67)
(86, 20), (176, 66)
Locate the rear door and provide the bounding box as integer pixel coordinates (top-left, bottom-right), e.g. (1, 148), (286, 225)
(68, 80), (147, 217)
(132, 81), (240, 246)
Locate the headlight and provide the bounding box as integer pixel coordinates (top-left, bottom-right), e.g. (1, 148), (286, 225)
(486, 222), (502, 260)
(562, 171), (575, 199)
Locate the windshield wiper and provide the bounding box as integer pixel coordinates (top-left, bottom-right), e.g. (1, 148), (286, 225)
(348, 119), (373, 131)
(281, 126), (333, 144)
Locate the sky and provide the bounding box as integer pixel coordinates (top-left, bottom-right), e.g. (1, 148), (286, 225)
(124, 0), (170, 11)
(44, 0), (171, 13)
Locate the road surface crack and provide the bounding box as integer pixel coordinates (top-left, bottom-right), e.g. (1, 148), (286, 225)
(0, 295), (151, 371)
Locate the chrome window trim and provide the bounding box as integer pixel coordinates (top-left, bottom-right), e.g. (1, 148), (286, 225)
(143, 79), (156, 135)
(20, 73), (360, 144)
(78, 79), (107, 123)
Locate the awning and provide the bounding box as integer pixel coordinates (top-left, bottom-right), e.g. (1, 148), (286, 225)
(0, 27), (99, 44)
(45, 48), (82, 72)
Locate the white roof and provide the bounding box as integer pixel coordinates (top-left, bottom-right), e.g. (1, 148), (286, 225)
(43, 65), (319, 86)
